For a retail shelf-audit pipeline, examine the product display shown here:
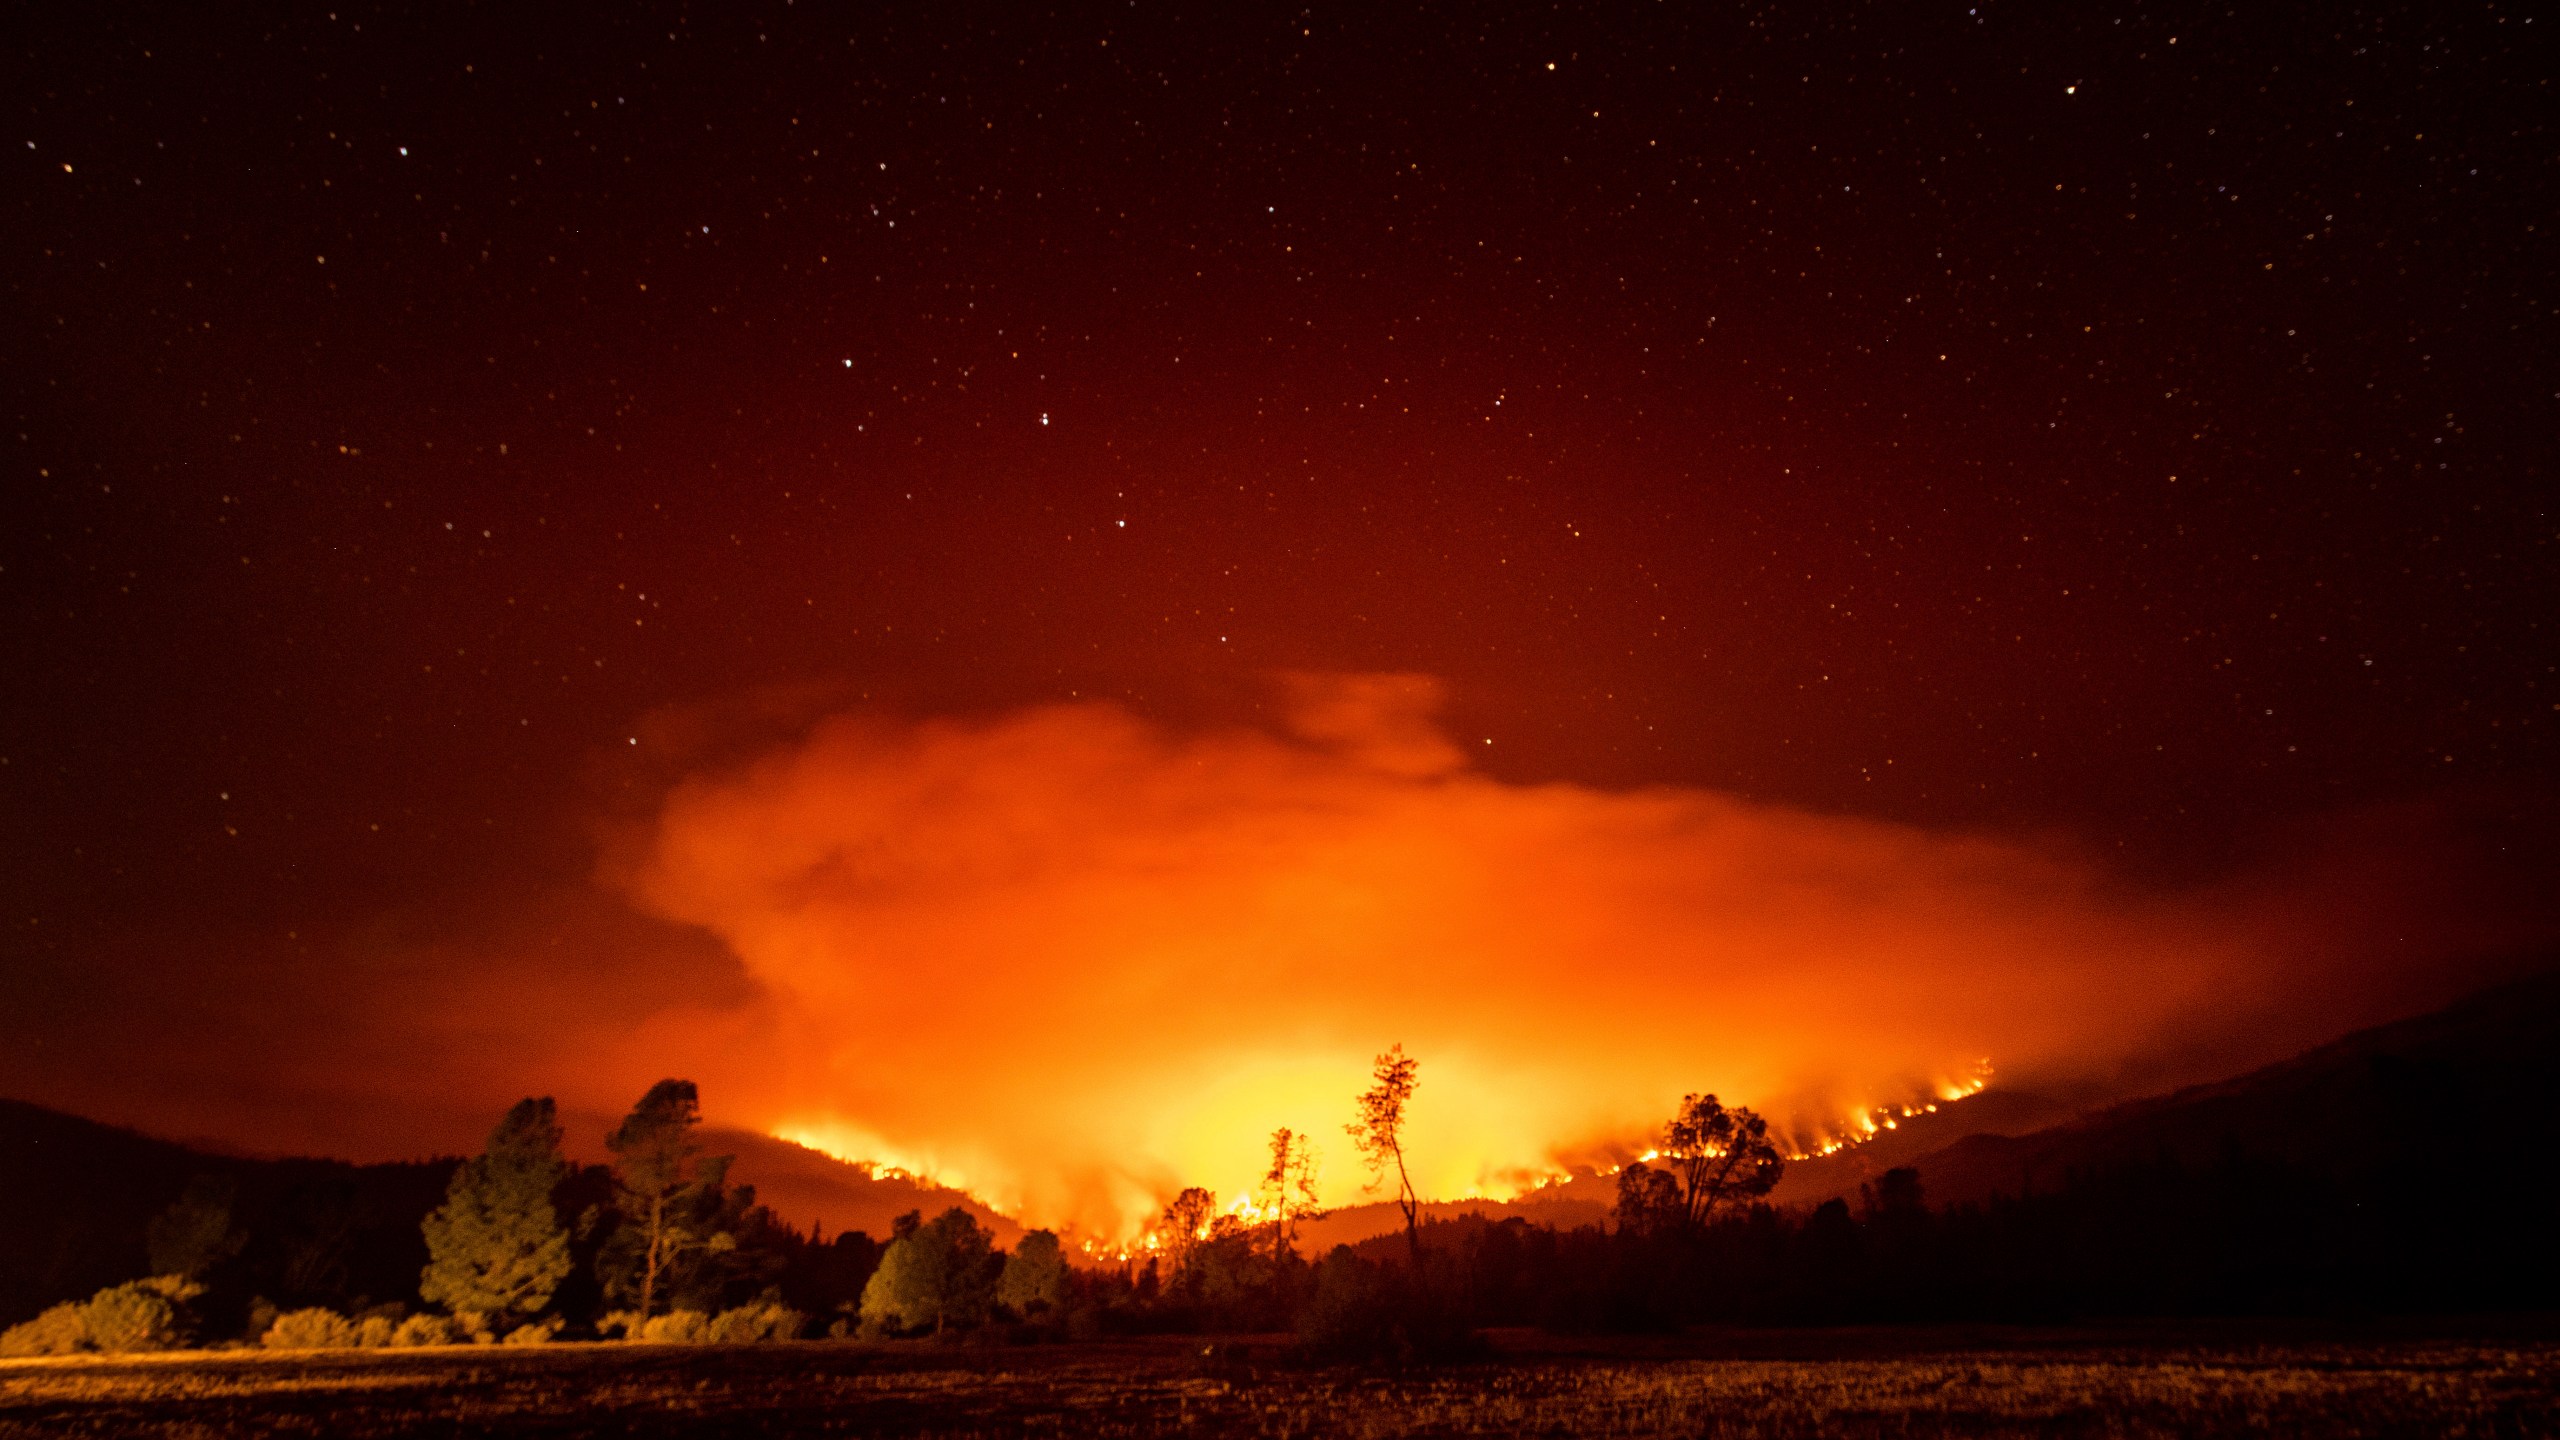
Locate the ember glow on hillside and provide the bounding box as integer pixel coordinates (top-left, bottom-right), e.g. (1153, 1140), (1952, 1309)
(583, 674), (2494, 1238)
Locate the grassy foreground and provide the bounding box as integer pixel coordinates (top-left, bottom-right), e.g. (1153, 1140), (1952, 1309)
(2, 1327), (2554, 1437)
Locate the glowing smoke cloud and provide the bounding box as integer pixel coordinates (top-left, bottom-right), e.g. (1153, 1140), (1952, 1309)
(617, 674), (2478, 1238)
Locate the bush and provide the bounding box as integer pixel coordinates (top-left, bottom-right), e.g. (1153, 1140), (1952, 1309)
(262, 1308), (359, 1350)
(0, 1303), (90, 1357)
(632, 1310), (712, 1345)
(389, 1313), (466, 1347)
(80, 1280), (190, 1353)
(0, 1276), (200, 1356)
(352, 1315), (399, 1348)
(501, 1318), (562, 1346)
(707, 1301), (804, 1344)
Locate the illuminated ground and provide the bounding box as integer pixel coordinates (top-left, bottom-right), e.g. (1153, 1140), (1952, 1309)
(3, 1327), (2552, 1438)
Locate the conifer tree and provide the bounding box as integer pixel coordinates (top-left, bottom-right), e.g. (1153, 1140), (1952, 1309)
(420, 1098), (573, 1322)
(599, 1079), (737, 1319)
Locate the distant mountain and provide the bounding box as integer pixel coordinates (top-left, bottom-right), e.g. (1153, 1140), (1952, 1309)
(17, 966), (2557, 1322)
(1765, 1088), (2079, 1208)
(1290, 967), (2560, 1255)
(1281, 1085), (2068, 1253)
(1, 1099), (210, 1324)
(707, 1128), (1020, 1246)
(1878, 965), (2560, 1213)
(0, 1103), (1006, 1330)
(1295, 1190), (1612, 1257)
(0, 1099), (452, 1330)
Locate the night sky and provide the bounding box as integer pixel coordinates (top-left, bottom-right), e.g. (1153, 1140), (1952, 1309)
(6, 2), (2556, 1183)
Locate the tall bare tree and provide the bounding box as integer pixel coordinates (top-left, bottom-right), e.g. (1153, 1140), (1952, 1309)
(1257, 1127), (1326, 1259)
(1346, 1045), (1422, 1264)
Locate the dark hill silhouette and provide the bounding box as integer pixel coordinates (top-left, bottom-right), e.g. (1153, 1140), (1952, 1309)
(1765, 1089), (2077, 1207)
(0, 1098), (452, 1330)
(1875, 965), (2560, 1212)
(0, 1099), (210, 1325)
(703, 1128), (1020, 1247)
(0, 1105), (1003, 1329)
(1285, 1085), (2065, 1252)
(1295, 1189), (1611, 1257)
(14, 967), (2560, 1327)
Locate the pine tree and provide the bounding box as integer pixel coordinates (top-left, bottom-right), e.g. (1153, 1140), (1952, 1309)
(420, 1098), (573, 1322)
(599, 1079), (737, 1319)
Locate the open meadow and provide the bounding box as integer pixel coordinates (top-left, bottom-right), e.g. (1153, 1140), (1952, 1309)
(3, 1326), (2555, 1439)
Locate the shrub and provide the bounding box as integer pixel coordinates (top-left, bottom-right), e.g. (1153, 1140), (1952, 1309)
(262, 1308), (359, 1349)
(0, 1276), (200, 1356)
(0, 1303), (90, 1357)
(706, 1301), (804, 1344)
(633, 1310), (712, 1345)
(389, 1313), (465, 1347)
(501, 1318), (562, 1346)
(352, 1315), (399, 1348)
(80, 1279), (192, 1353)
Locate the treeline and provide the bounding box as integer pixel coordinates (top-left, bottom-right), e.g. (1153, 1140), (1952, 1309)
(10, 1041), (2557, 1359)
(4, 1081), (918, 1355)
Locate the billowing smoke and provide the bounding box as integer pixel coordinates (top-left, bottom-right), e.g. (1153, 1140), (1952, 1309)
(604, 674), (2518, 1239)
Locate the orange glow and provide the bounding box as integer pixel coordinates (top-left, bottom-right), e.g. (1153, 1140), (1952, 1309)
(599, 675), (2529, 1239)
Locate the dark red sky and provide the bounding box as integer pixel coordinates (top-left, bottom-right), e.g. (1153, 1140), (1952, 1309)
(4, 2), (2555, 1183)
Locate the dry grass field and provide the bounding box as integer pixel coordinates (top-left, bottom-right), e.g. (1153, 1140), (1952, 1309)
(3, 1327), (2554, 1438)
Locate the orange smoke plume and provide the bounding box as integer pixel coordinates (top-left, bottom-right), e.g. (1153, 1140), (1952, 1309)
(606, 674), (2524, 1239)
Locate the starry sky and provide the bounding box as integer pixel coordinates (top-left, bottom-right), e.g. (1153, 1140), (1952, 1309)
(5, 2), (2556, 1165)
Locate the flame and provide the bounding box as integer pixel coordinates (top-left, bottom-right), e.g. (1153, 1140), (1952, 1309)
(594, 675), (2526, 1239)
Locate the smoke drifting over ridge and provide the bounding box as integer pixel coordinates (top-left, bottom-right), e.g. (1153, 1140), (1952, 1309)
(613, 674), (2518, 1239)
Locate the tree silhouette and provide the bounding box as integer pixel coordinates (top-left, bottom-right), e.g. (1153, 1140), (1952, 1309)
(419, 1098), (572, 1323)
(599, 1080), (736, 1319)
(145, 1174), (245, 1282)
(1610, 1161), (1684, 1237)
(274, 1176), (356, 1303)
(1659, 1092), (1784, 1229)
(859, 1207), (999, 1333)
(1347, 1045), (1423, 1264)
(996, 1229), (1072, 1317)
(1155, 1186), (1219, 1285)
(1258, 1127), (1326, 1258)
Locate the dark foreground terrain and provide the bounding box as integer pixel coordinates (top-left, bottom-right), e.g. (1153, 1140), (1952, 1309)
(4, 1326), (2556, 1439)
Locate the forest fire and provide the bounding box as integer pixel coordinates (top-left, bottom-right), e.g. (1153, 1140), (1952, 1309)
(7, 0), (2556, 1423)
(607, 675), (2469, 1240)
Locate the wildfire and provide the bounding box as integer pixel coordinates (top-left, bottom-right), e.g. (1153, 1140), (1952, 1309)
(772, 1120), (977, 1196)
(614, 678), (2355, 1240)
